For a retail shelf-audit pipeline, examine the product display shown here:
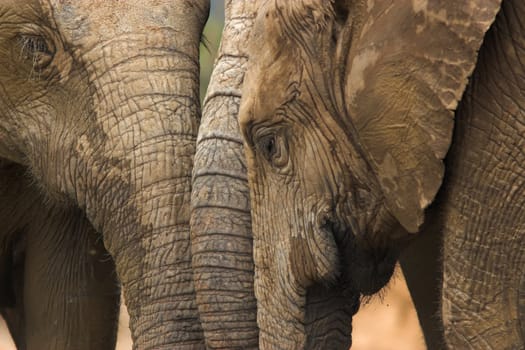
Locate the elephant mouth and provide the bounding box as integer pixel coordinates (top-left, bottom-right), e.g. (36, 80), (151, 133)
(328, 217), (400, 296)
(346, 246), (398, 295)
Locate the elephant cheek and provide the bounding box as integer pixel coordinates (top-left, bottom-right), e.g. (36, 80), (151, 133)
(289, 233), (340, 289)
(289, 237), (319, 288)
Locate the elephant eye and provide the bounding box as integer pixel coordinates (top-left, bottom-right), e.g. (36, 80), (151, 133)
(256, 132), (289, 169)
(18, 34), (54, 71)
(260, 135), (276, 158)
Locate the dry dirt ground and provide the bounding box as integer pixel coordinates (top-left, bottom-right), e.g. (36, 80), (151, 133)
(0, 265), (425, 350)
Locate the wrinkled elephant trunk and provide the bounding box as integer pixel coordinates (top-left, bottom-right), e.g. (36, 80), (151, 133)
(190, 1), (259, 348)
(254, 251), (357, 349)
(101, 140), (202, 349)
(89, 54), (202, 349)
(52, 1), (210, 348)
(304, 285), (358, 349)
(94, 56), (203, 348)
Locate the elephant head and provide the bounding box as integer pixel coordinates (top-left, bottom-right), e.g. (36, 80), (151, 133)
(0, 0), (209, 348)
(238, 0), (501, 348)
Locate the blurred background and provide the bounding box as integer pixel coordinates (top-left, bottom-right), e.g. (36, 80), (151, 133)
(0, 2), (425, 349)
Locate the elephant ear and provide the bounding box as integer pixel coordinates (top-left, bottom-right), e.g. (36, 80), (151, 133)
(340, 0), (502, 232)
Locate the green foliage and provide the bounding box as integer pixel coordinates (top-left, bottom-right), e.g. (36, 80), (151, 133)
(199, 8), (224, 102)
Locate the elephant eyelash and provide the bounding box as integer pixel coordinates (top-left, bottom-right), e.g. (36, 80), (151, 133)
(17, 34), (55, 74)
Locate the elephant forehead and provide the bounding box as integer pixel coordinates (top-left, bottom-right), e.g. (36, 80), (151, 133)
(240, 61), (297, 128)
(43, 0), (181, 41)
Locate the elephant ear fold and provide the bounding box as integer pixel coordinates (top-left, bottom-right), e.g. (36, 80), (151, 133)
(343, 0), (502, 233)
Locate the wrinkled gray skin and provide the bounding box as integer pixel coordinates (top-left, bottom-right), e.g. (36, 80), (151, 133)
(235, 0), (525, 349)
(439, 1), (525, 347)
(0, 1), (209, 349)
(190, 1), (259, 349)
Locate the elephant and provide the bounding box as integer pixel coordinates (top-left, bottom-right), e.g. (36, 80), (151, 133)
(234, 0), (525, 348)
(0, 0), (209, 349)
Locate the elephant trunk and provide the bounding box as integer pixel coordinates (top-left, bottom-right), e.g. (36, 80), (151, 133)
(303, 285), (358, 349)
(89, 52), (201, 349)
(190, 1), (259, 348)
(59, 1), (209, 348)
(101, 141), (202, 350)
(96, 56), (202, 348)
(255, 269), (357, 349)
